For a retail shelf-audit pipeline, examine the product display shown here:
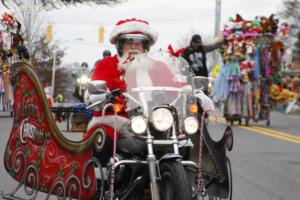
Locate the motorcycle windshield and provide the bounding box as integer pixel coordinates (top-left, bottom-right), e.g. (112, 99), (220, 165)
(123, 51), (195, 119)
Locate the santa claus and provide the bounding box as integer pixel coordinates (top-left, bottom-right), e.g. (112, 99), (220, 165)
(86, 18), (173, 159)
(90, 18), (159, 92)
(86, 19), (198, 165)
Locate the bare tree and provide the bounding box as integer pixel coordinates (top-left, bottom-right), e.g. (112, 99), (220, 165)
(2, 0), (68, 95)
(31, 35), (68, 97)
(4, 1), (64, 63)
(5, 0), (47, 55)
(280, 0), (300, 26)
(279, 0), (300, 63)
(1, 0), (125, 9)
(31, 36), (65, 69)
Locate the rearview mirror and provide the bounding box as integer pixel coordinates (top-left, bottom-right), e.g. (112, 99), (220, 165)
(192, 76), (210, 90)
(88, 80), (108, 94)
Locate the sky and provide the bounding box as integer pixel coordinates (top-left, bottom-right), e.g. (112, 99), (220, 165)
(2, 0), (285, 67)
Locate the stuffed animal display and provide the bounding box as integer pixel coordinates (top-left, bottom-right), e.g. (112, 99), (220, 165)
(0, 12), (28, 111)
(213, 13), (289, 121)
(219, 13), (289, 81)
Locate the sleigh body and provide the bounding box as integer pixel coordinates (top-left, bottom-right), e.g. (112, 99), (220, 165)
(2, 62), (105, 200)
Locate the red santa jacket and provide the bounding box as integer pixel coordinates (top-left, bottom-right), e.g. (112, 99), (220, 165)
(86, 55), (126, 141)
(90, 55), (126, 92)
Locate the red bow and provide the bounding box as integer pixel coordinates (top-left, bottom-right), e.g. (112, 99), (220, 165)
(167, 44), (185, 57)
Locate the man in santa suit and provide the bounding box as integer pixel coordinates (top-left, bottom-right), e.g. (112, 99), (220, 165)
(86, 18), (161, 165)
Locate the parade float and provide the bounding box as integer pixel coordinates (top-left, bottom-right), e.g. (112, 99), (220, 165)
(212, 14), (290, 126)
(0, 12), (29, 116)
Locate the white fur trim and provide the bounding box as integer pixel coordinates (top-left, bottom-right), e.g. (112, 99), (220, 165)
(109, 21), (158, 45)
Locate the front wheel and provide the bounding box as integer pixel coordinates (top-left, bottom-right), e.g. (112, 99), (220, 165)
(159, 161), (192, 200)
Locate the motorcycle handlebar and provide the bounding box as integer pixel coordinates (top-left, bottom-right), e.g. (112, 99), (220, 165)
(86, 89), (122, 110)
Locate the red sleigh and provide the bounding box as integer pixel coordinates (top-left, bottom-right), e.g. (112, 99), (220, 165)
(2, 62), (106, 200)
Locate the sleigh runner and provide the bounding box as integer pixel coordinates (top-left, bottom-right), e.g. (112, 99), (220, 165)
(2, 62), (105, 200)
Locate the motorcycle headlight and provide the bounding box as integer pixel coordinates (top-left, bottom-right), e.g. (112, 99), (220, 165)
(152, 108), (174, 132)
(183, 117), (199, 135)
(130, 116), (147, 135)
(80, 76), (89, 84)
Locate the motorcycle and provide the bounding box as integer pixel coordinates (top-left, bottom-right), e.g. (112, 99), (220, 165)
(85, 51), (233, 199)
(73, 72), (90, 102)
(2, 53), (233, 200)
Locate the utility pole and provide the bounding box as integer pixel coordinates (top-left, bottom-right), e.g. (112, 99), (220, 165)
(212, 0), (222, 69)
(51, 52), (56, 99)
(214, 0), (221, 37)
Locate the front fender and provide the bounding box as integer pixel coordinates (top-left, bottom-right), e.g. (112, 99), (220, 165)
(159, 153), (182, 164)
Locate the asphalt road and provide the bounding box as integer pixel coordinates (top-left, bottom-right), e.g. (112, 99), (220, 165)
(0, 110), (300, 200)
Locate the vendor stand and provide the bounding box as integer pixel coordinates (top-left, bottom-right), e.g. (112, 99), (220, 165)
(0, 12), (29, 116)
(213, 14), (287, 126)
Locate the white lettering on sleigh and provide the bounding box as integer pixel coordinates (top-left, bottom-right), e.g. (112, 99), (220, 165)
(17, 103), (39, 120)
(20, 117), (45, 145)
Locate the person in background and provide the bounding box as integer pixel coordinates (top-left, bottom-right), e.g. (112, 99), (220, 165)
(72, 62), (91, 102)
(102, 49), (111, 59)
(55, 92), (64, 103)
(44, 83), (53, 107)
(78, 62), (90, 74)
(181, 34), (225, 78)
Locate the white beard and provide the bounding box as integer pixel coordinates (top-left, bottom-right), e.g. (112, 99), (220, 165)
(118, 52), (154, 71)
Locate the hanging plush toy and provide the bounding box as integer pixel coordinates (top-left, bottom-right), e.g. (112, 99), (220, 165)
(244, 36), (255, 56)
(243, 20), (257, 37)
(223, 34), (235, 62)
(240, 59), (254, 82)
(269, 14), (279, 35)
(279, 22), (289, 37)
(234, 14), (244, 32)
(1, 63), (10, 75)
(0, 12), (28, 63)
(222, 23), (234, 37)
(11, 21), (22, 53)
(252, 16), (262, 34)
(233, 33), (245, 61)
(270, 41), (284, 73)
(260, 16), (272, 34)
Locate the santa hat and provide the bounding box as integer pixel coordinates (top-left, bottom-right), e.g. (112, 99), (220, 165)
(109, 18), (158, 45)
